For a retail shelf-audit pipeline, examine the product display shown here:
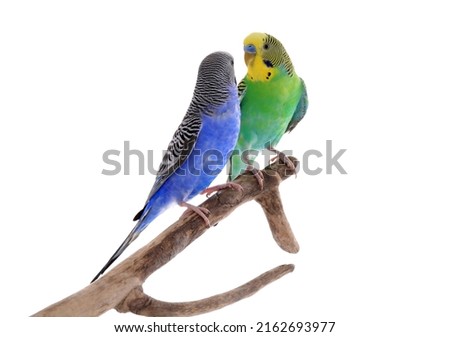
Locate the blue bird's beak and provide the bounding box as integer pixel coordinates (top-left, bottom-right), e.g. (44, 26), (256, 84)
(244, 44), (256, 54)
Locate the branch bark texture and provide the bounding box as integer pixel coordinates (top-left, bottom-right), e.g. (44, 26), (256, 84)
(32, 157), (300, 317)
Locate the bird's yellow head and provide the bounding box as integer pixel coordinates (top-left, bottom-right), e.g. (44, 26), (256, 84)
(243, 32), (294, 82)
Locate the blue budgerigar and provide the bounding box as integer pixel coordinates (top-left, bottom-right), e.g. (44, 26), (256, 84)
(92, 52), (241, 282)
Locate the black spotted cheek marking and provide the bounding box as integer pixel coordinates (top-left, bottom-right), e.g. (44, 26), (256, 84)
(263, 59), (274, 68)
(266, 71), (272, 80)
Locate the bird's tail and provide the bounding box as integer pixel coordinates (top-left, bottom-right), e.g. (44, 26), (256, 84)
(91, 222), (142, 283)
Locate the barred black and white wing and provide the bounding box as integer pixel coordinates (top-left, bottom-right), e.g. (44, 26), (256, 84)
(133, 112), (201, 220)
(237, 79), (247, 102)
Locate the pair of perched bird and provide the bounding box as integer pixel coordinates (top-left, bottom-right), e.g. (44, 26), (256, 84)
(92, 32), (308, 282)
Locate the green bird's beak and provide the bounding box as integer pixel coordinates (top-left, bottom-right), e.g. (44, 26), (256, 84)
(244, 44), (256, 66)
(244, 44), (257, 54)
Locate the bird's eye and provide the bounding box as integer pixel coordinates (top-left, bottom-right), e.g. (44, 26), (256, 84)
(231, 60), (234, 66)
(263, 44), (269, 50)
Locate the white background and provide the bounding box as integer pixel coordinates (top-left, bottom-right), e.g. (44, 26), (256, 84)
(1, 0), (449, 335)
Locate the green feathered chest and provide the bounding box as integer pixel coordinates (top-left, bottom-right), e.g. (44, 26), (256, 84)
(238, 72), (301, 149)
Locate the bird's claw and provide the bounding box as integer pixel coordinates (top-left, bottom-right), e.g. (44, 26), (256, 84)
(271, 153), (297, 177)
(201, 182), (244, 198)
(246, 166), (264, 190)
(180, 202), (211, 226)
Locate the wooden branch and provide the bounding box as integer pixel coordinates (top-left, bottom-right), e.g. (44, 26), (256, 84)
(32, 157), (300, 317)
(256, 188), (299, 253)
(116, 264), (295, 316)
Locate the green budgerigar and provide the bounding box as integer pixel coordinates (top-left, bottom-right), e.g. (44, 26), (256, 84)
(229, 32), (308, 186)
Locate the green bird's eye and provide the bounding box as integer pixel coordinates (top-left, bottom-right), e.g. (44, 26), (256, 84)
(263, 44), (269, 50)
